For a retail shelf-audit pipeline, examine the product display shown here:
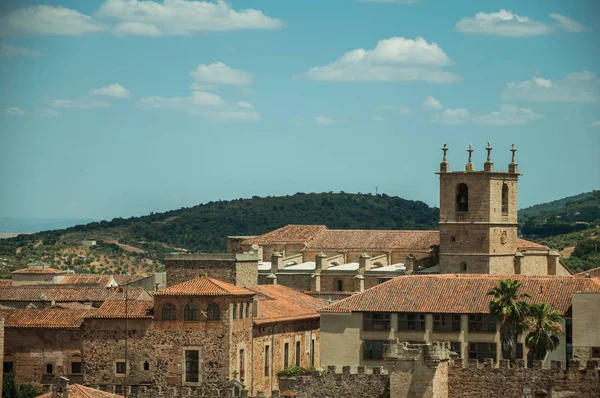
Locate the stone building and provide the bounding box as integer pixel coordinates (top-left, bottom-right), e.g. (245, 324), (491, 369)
(10, 262), (66, 286)
(572, 291), (600, 360)
(318, 274), (600, 369)
(164, 253), (259, 287)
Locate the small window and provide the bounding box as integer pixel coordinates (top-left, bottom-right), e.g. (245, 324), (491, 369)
(398, 313), (425, 331)
(460, 262), (467, 272)
(46, 364), (53, 374)
(450, 342), (462, 358)
(295, 341), (301, 366)
(336, 279), (343, 292)
(284, 342), (289, 368)
(239, 349), (245, 380)
(115, 385), (123, 394)
(310, 339), (315, 367)
(71, 362), (82, 374)
(456, 183), (469, 212)
(143, 361), (150, 371)
(185, 350), (200, 383)
(184, 303), (199, 321)
(364, 340), (387, 360)
(162, 303), (176, 321)
(592, 347), (600, 359)
(239, 303), (244, 319)
(501, 183), (509, 215)
(246, 302), (250, 318)
(264, 346), (270, 376)
(233, 303), (237, 320)
(377, 277), (393, 285)
(116, 362), (126, 374)
(3, 362), (13, 374)
(363, 312), (391, 331)
(207, 303), (220, 321)
(468, 315), (497, 333)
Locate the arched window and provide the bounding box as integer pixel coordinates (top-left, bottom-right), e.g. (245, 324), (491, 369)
(184, 303), (199, 321)
(336, 279), (343, 292)
(162, 303), (176, 320)
(502, 184), (509, 215)
(143, 361), (150, 371)
(233, 303), (237, 320)
(207, 303), (220, 321)
(239, 303), (244, 319)
(456, 184), (469, 212)
(246, 302), (250, 318)
(46, 364), (53, 374)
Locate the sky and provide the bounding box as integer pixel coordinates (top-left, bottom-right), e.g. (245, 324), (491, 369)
(0, 0), (599, 222)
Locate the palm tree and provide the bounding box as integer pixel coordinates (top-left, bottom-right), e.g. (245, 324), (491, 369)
(487, 279), (531, 362)
(525, 303), (564, 363)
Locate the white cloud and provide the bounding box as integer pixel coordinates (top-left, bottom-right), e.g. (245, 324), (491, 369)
(455, 10), (586, 37)
(591, 120), (600, 127)
(237, 101), (254, 109)
(549, 13), (588, 32)
(315, 115), (345, 125)
(0, 44), (41, 57)
(501, 71), (599, 103)
(89, 83), (131, 98)
(423, 96), (443, 111)
(51, 97), (111, 109)
(305, 36), (460, 84)
(0, 5), (105, 36)
(377, 104), (411, 114)
(431, 105), (542, 126)
(189, 62), (253, 85)
(4, 107), (26, 116)
(373, 116), (385, 122)
(96, 0), (284, 36)
(37, 108), (61, 118)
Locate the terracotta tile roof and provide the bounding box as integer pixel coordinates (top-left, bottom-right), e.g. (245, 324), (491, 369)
(60, 275), (116, 287)
(320, 274), (600, 315)
(248, 284), (329, 325)
(37, 383), (123, 398)
(0, 308), (91, 329)
(0, 286), (148, 303)
(575, 267), (600, 278)
(155, 276), (255, 297)
(87, 300), (153, 319)
(12, 265), (66, 275)
(0, 280), (11, 286)
(306, 229), (439, 252)
(243, 225), (327, 246)
(113, 274), (153, 285)
(517, 238), (548, 250)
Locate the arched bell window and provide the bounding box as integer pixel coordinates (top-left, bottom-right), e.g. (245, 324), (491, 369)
(502, 184), (509, 215)
(456, 184), (469, 212)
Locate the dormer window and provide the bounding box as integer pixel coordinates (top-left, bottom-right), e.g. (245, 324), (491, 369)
(456, 184), (469, 212)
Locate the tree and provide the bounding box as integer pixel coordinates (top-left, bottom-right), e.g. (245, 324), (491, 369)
(525, 303), (564, 363)
(487, 279), (531, 362)
(3, 373), (18, 398)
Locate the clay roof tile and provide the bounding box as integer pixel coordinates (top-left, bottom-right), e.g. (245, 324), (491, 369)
(155, 276), (255, 297)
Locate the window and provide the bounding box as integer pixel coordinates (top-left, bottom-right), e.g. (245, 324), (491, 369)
(377, 278), (393, 285)
(185, 350), (200, 383)
(3, 361), (13, 374)
(116, 362), (126, 374)
(46, 364), (53, 374)
(310, 339), (315, 367)
(502, 184), (509, 215)
(184, 303), (199, 321)
(207, 303), (220, 321)
(468, 315), (496, 333)
(71, 361), (82, 374)
(284, 343), (289, 368)
(516, 343), (524, 360)
(233, 304), (237, 320)
(469, 343), (497, 362)
(336, 279), (343, 292)
(264, 346), (270, 376)
(433, 314), (461, 332)
(397, 313), (425, 331)
(239, 349), (245, 380)
(450, 342), (462, 358)
(162, 303), (176, 320)
(295, 341), (301, 366)
(246, 302), (250, 318)
(456, 183), (469, 212)
(592, 347), (600, 359)
(143, 361), (150, 371)
(363, 312), (391, 331)
(239, 303), (244, 319)
(460, 262), (467, 272)
(115, 386), (123, 394)
(363, 340), (387, 360)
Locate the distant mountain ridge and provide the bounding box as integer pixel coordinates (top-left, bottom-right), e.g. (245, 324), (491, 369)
(0, 217), (98, 233)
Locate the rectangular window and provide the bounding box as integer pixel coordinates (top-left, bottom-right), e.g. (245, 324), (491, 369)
(363, 340), (387, 360)
(240, 304), (244, 319)
(433, 314), (461, 332)
(71, 362), (82, 374)
(115, 362), (126, 375)
(283, 343), (289, 368)
(239, 349), (245, 380)
(4, 362), (13, 373)
(363, 312), (391, 331)
(377, 278), (393, 285)
(468, 315), (496, 333)
(185, 350), (200, 383)
(450, 342), (462, 358)
(115, 386), (123, 394)
(246, 303), (250, 318)
(264, 346), (270, 377)
(398, 313), (426, 331)
(295, 341), (301, 366)
(468, 343), (497, 362)
(233, 304), (237, 320)
(592, 347), (600, 359)
(310, 339), (315, 367)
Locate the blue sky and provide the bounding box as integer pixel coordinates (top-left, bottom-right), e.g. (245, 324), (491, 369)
(0, 0), (599, 221)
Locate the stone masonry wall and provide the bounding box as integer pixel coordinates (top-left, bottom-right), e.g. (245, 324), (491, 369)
(164, 253), (258, 287)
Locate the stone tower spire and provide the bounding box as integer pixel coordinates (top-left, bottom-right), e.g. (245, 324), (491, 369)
(509, 143), (518, 173)
(440, 143), (450, 172)
(465, 143), (474, 171)
(483, 141), (494, 172)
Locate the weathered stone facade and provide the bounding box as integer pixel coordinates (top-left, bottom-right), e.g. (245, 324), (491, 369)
(164, 253), (259, 287)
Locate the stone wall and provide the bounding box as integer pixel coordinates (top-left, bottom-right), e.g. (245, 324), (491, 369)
(0, 318), (4, 397)
(164, 253), (258, 287)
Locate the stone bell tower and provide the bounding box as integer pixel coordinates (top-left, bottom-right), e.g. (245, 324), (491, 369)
(437, 142), (521, 274)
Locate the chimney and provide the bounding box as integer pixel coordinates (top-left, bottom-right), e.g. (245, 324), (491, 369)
(315, 252), (327, 273)
(404, 254), (415, 275)
(359, 253), (370, 274)
(514, 252), (524, 274)
(353, 274), (365, 293)
(547, 250), (559, 275)
(199, 271), (208, 278)
(266, 273), (277, 285)
(270, 251), (283, 273)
